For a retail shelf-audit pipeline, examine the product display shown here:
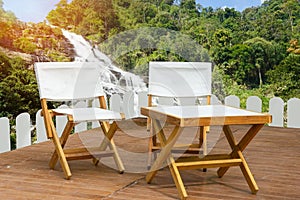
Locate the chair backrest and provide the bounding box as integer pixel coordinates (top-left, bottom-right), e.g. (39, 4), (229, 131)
(34, 62), (105, 101)
(148, 62), (212, 99)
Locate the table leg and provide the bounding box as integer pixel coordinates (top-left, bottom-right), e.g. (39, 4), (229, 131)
(146, 119), (183, 183)
(168, 156), (188, 199)
(218, 124), (263, 177)
(199, 126), (207, 156)
(237, 150), (259, 193)
(218, 125), (261, 194)
(146, 119), (188, 199)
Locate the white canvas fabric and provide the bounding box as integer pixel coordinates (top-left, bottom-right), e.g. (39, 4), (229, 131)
(35, 62), (122, 122)
(148, 105), (266, 119)
(53, 108), (122, 122)
(35, 62), (105, 101)
(148, 62), (212, 97)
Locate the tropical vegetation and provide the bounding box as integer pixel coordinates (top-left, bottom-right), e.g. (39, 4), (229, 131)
(47, 0), (300, 107)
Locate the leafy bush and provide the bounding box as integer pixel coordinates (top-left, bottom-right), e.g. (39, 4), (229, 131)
(13, 37), (37, 54)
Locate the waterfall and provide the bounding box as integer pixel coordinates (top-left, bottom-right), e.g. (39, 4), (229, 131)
(62, 30), (147, 96)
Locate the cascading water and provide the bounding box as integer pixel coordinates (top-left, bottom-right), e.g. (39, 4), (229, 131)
(62, 30), (147, 96)
(62, 30), (152, 173)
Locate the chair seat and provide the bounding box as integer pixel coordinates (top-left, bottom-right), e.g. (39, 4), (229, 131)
(53, 108), (123, 122)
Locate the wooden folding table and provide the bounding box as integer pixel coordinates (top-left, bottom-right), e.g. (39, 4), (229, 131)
(141, 105), (272, 200)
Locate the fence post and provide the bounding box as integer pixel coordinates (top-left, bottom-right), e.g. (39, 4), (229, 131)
(225, 95), (240, 108)
(36, 109), (48, 143)
(110, 94), (122, 112)
(16, 113), (31, 149)
(287, 98), (300, 128)
(211, 94), (222, 105)
(246, 96), (262, 112)
(269, 97), (284, 127)
(137, 91), (148, 117)
(0, 117), (10, 153)
(123, 91), (136, 119)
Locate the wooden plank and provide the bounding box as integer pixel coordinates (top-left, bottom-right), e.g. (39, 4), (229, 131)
(182, 115), (272, 127)
(176, 154), (231, 162)
(64, 148), (114, 160)
(176, 159), (242, 170)
(141, 106), (272, 127)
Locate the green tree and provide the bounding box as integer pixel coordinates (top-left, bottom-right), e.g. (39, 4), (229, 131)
(211, 28), (232, 65)
(243, 37), (276, 87)
(267, 53), (300, 101)
(224, 44), (253, 85)
(0, 67), (40, 119)
(40, 0), (300, 106)
(0, 54), (40, 119)
(0, 52), (11, 80)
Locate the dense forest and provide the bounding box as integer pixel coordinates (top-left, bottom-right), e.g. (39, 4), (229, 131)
(0, 0), (300, 121)
(47, 0), (300, 106)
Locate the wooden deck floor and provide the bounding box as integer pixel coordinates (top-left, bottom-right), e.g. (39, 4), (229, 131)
(0, 119), (299, 199)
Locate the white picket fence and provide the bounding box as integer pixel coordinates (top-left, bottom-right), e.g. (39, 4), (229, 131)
(1, 92), (300, 153)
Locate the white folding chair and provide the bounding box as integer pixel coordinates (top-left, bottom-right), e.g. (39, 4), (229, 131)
(147, 61), (212, 168)
(34, 62), (125, 179)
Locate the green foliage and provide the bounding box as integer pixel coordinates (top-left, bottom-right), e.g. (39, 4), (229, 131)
(46, 49), (72, 62)
(0, 55), (40, 120)
(0, 52), (11, 79)
(213, 65), (273, 112)
(100, 27), (210, 76)
(44, 0), (300, 109)
(47, 0), (119, 43)
(13, 37), (37, 54)
(267, 53), (300, 101)
(10, 132), (16, 150)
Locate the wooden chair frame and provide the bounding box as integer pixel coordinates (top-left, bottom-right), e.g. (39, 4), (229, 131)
(35, 62), (125, 179)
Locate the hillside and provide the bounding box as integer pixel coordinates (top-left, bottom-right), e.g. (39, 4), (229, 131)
(0, 2), (78, 119)
(47, 0), (300, 102)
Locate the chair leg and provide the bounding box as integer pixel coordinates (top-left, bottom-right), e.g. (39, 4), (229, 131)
(50, 124), (72, 179)
(109, 139), (125, 173)
(147, 132), (153, 170)
(199, 126), (208, 172)
(99, 121), (124, 173)
(49, 121), (73, 169)
(147, 123), (158, 170)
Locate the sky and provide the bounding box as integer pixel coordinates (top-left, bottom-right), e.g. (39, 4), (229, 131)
(196, 0), (263, 11)
(2, 0), (61, 23)
(2, 0), (263, 23)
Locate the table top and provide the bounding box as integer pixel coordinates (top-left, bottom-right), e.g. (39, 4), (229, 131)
(141, 105), (272, 127)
